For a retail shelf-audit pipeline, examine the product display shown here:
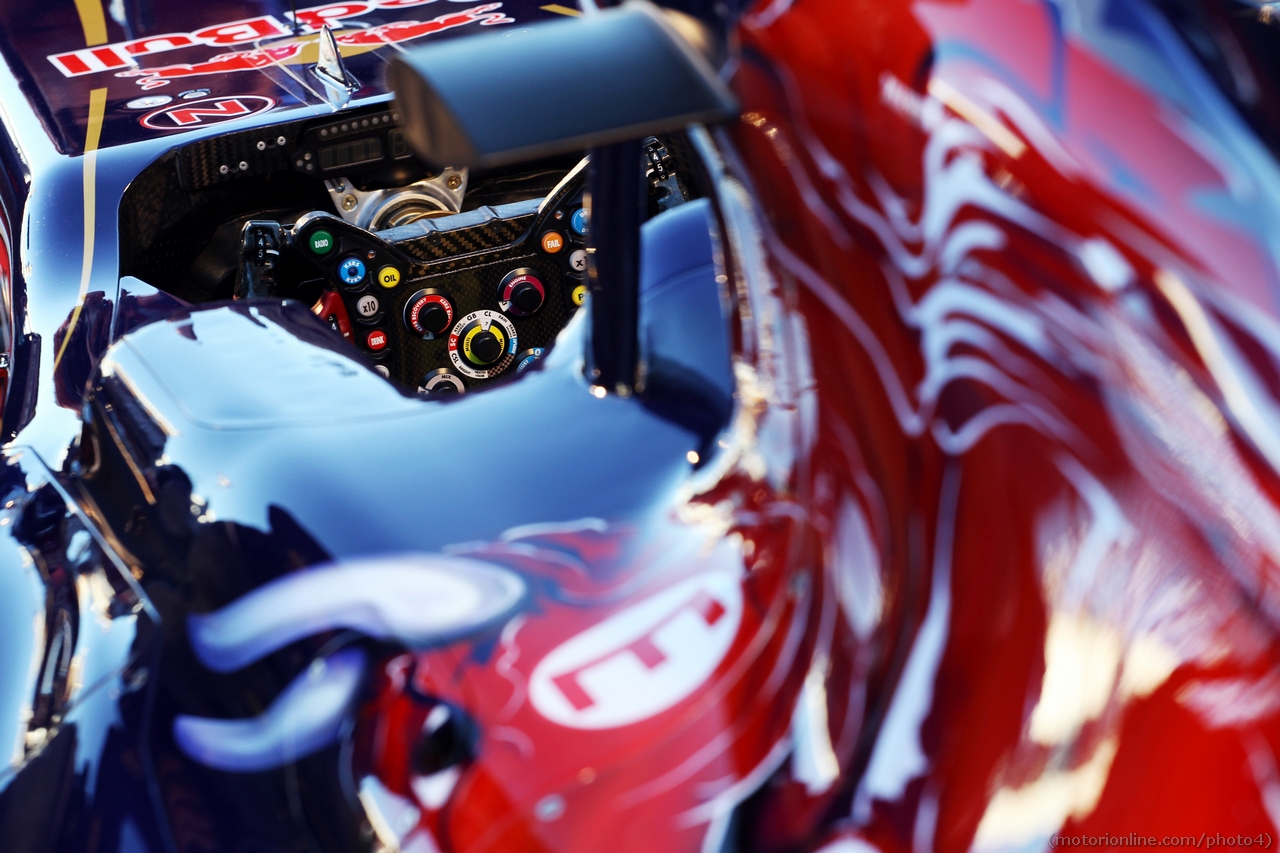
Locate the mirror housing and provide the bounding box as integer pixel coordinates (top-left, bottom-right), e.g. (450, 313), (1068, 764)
(386, 2), (736, 169)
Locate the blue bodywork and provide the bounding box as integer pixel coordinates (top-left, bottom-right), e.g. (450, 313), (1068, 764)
(0, 2), (737, 839)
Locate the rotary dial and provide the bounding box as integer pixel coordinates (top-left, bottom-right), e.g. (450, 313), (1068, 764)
(447, 310), (518, 379)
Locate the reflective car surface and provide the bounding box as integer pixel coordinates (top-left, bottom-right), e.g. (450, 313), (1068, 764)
(0, 0), (1279, 852)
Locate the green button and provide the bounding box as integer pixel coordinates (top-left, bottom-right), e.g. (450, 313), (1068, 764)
(308, 229), (334, 255)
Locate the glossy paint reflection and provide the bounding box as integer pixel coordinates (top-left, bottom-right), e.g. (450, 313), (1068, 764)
(1, 0), (1275, 847)
(0, 450), (165, 852)
(187, 555), (527, 673)
(731, 0), (1280, 848)
(61, 244), (842, 850)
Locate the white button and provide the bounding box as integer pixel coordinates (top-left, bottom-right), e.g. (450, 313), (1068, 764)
(569, 249), (587, 272)
(374, 365), (391, 378)
(356, 294), (380, 317)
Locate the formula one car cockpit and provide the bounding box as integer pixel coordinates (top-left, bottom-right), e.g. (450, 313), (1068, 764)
(0, 5), (802, 851)
(114, 6), (732, 400)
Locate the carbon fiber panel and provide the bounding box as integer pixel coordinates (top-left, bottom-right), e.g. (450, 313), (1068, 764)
(177, 124), (299, 191)
(379, 199), (541, 266)
(386, 253), (577, 390)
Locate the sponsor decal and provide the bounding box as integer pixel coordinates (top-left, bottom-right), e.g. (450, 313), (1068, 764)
(122, 45), (306, 91)
(529, 573), (743, 729)
(50, 16), (294, 75)
(140, 95), (276, 129)
(49, 2), (514, 88)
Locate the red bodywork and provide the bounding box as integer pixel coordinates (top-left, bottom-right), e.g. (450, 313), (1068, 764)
(355, 1), (1280, 850)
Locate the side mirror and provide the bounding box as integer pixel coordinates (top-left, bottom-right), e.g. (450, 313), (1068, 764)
(387, 1), (738, 394)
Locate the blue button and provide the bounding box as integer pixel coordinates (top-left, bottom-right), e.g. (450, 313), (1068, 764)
(570, 207), (587, 236)
(339, 257), (366, 286)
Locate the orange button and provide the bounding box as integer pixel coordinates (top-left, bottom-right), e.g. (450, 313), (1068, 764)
(541, 231), (565, 253)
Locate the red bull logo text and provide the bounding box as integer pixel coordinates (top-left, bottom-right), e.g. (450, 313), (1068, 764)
(48, 1), (513, 86)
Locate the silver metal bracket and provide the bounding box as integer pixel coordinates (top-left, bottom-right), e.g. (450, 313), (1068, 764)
(325, 169), (469, 231)
(311, 26), (359, 109)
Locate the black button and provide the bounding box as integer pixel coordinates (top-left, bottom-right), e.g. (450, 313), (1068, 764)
(469, 329), (503, 365)
(420, 302), (450, 336)
(404, 289), (454, 338)
(497, 268), (545, 317)
(511, 281), (543, 315)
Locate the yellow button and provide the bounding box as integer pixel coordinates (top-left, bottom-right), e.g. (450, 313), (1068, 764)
(571, 284), (587, 306)
(378, 266), (401, 289)
(541, 231), (565, 254)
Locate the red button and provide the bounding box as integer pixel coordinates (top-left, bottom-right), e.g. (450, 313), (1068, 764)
(366, 329), (388, 351)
